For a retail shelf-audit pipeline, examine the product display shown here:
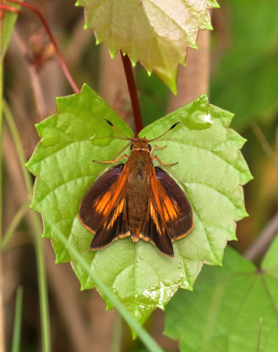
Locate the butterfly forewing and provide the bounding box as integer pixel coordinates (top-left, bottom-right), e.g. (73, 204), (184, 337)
(79, 164), (125, 234)
(89, 165), (130, 249)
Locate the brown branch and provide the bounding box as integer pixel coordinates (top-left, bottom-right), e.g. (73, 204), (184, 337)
(8, 0), (79, 93)
(168, 29), (210, 112)
(12, 29), (47, 120)
(99, 48), (134, 129)
(121, 51), (143, 134)
(244, 212), (278, 261)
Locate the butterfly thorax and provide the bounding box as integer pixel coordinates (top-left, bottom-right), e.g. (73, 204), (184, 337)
(126, 142), (153, 239)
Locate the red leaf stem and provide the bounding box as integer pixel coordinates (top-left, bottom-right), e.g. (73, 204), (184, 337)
(121, 51), (143, 134)
(0, 4), (20, 16)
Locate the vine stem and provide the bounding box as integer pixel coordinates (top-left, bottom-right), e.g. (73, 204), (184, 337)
(120, 51), (143, 134)
(8, 0), (80, 93)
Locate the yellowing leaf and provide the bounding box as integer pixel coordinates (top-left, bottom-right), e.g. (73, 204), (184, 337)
(76, 0), (219, 93)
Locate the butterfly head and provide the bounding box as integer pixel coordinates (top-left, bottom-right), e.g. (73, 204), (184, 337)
(103, 119), (180, 154)
(130, 137), (151, 153)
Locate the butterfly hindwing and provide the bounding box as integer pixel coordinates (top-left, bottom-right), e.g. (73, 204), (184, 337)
(140, 199), (174, 257)
(90, 196), (130, 249)
(139, 167), (174, 257)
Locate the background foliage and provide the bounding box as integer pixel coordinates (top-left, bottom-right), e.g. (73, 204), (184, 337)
(1, 0), (278, 351)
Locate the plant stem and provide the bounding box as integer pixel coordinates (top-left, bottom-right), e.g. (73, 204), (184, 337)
(45, 214), (164, 352)
(3, 101), (32, 194)
(3, 101), (51, 352)
(1, 198), (30, 251)
(111, 312), (122, 352)
(244, 211), (278, 261)
(121, 51), (143, 134)
(251, 122), (278, 169)
(11, 287), (23, 352)
(0, 55), (5, 352)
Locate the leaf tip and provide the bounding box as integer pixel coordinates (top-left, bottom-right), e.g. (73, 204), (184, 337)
(206, 22), (214, 31)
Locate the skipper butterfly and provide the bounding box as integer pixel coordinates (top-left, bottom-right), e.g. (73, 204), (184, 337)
(79, 120), (193, 257)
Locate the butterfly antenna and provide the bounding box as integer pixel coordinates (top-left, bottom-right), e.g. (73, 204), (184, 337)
(104, 119), (132, 140)
(148, 122), (180, 142)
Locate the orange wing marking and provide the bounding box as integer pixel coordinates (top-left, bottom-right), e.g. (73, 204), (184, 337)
(95, 192), (112, 214)
(150, 201), (161, 235)
(163, 196), (178, 220)
(107, 198), (125, 229)
(102, 168), (128, 229)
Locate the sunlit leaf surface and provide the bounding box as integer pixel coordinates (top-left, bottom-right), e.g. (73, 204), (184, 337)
(165, 239), (278, 352)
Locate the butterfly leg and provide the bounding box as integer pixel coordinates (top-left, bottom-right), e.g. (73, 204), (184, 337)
(152, 155), (178, 167)
(150, 145), (167, 154)
(93, 154), (129, 164)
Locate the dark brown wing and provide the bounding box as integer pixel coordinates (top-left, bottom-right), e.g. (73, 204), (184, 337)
(79, 164), (125, 232)
(90, 195), (129, 249)
(155, 167), (193, 240)
(79, 164), (130, 249)
(140, 199), (174, 257)
(138, 166), (174, 257)
(89, 163), (130, 250)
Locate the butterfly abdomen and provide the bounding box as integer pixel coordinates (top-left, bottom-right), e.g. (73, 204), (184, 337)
(126, 152), (151, 238)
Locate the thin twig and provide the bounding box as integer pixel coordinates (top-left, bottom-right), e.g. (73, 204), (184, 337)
(8, 0), (79, 93)
(0, 4), (20, 14)
(1, 198), (30, 251)
(251, 122), (278, 169)
(1, 199), (30, 252)
(120, 51), (143, 134)
(12, 29), (47, 120)
(0, 28), (5, 352)
(244, 212), (278, 261)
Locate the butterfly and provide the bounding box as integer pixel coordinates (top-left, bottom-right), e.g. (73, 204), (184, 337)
(78, 120), (193, 257)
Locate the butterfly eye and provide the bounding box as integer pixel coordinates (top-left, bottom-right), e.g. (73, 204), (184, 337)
(148, 144), (151, 152)
(130, 144), (134, 151)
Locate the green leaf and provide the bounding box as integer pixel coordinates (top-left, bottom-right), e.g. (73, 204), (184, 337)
(44, 214), (163, 352)
(76, 0), (219, 93)
(164, 240), (278, 352)
(210, 0), (278, 131)
(26, 84), (252, 331)
(0, 1), (22, 60)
